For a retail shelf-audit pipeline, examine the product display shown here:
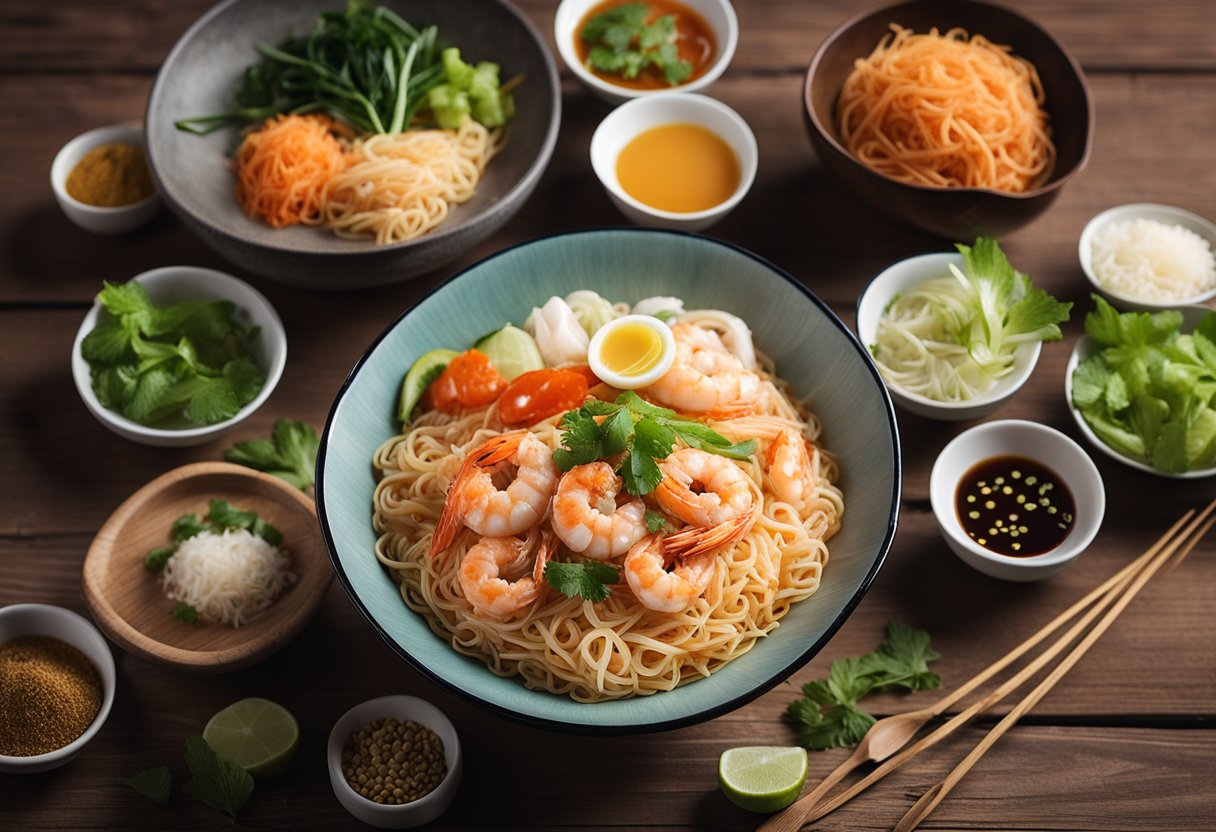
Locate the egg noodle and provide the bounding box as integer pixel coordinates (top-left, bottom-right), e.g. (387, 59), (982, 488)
(371, 359), (844, 702)
(837, 24), (1055, 193)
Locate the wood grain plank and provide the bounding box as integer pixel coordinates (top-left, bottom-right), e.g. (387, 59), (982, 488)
(3, 0), (1214, 74)
(4, 70), (1216, 308)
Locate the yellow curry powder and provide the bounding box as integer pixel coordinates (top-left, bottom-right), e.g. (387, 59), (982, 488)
(65, 143), (155, 207)
(0, 636), (103, 756)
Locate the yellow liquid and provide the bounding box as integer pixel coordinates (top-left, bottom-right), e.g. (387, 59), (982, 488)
(600, 322), (664, 376)
(616, 123), (740, 213)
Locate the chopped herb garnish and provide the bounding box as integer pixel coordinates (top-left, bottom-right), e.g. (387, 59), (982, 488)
(170, 602), (202, 626)
(144, 546), (177, 572)
(544, 561), (620, 602)
(786, 621), (941, 750)
(581, 3), (693, 86)
(645, 510), (669, 534)
(553, 391), (757, 496)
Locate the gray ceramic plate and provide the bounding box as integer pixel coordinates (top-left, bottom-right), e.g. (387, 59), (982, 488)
(145, 0), (560, 290)
(317, 229), (901, 732)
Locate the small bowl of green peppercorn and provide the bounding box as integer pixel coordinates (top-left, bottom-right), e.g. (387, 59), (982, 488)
(327, 695), (462, 828)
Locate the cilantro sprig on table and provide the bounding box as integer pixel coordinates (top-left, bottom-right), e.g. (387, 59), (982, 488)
(581, 3), (693, 86)
(224, 420), (320, 491)
(553, 391), (757, 496)
(786, 621), (941, 750)
(80, 280), (265, 427)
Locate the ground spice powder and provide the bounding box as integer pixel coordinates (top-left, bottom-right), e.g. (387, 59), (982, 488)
(65, 143), (155, 207)
(342, 717), (447, 805)
(0, 636), (102, 756)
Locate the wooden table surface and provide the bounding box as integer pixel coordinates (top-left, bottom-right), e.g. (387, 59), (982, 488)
(3, 1), (1214, 829)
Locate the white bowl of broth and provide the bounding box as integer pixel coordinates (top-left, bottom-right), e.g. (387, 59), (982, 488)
(555, 0), (738, 105)
(590, 92), (756, 231)
(929, 420), (1105, 582)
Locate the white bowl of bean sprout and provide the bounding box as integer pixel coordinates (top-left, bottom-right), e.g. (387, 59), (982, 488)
(855, 252), (1043, 421)
(327, 695), (462, 828)
(0, 604), (117, 773)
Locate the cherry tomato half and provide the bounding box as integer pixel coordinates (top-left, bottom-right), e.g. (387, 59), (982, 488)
(424, 349), (505, 414)
(498, 368), (590, 427)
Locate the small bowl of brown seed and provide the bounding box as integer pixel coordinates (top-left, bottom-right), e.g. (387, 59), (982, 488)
(327, 695), (462, 829)
(0, 603), (117, 773)
(50, 121), (161, 235)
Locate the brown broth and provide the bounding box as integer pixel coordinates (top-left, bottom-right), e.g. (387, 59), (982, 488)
(574, 0), (716, 91)
(955, 455), (1076, 557)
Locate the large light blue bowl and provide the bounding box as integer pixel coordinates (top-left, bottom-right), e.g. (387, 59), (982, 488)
(317, 229), (900, 732)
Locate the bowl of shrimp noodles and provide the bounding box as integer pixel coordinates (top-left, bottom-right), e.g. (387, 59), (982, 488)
(318, 229), (900, 732)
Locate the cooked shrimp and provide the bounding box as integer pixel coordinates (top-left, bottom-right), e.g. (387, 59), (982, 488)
(642, 323), (761, 413)
(459, 531), (554, 617)
(655, 448), (754, 527)
(551, 462), (647, 560)
(431, 431), (558, 556)
(766, 428), (818, 513)
(624, 534), (717, 613)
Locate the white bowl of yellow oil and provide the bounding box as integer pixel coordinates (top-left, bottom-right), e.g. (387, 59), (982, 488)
(590, 92), (756, 231)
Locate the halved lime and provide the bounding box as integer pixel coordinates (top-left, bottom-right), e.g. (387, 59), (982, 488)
(398, 348), (459, 424)
(475, 325), (544, 381)
(202, 698), (299, 780)
(718, 746), (808, 813)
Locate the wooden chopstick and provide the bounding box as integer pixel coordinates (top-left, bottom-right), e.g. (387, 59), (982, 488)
(759, 508), (1192, 832)
(892, 507), (1216, 832)
(790, 499), (1215, 827)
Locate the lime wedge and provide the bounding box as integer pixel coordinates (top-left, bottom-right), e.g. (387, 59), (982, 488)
(202, 698), (299, 780)
(718, 746), (808, 813)
(398, 348), (459, 424)
(475, 325), (544, 381)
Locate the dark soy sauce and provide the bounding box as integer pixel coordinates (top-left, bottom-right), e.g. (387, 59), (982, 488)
(955, 455), (1076, 557)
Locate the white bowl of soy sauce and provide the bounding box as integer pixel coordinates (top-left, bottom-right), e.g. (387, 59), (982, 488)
(929, 420), (1106, 581)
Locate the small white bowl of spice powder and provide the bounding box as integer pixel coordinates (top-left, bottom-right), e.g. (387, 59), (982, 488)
(0, 603), (116, 773)
(50, 121), (161, 234)
(327, 695), (462, 828)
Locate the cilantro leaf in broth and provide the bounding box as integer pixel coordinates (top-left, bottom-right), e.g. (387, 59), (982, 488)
(579, 2), (692, 87)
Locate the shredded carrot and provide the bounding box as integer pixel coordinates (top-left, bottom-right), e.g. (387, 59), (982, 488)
(234, 114), (348, 228)
(837, 25), (1055, 193)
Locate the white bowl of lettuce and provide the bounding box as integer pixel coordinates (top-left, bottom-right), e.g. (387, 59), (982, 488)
(1066, 297), (1216, 478)
(856, 239), (1073, 421)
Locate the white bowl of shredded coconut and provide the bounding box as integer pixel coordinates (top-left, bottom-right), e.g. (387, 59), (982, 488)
(1080, 203), (1216, 310)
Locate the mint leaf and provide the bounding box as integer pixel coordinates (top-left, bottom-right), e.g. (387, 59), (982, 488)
(544, 561), (619, 602)
(185, 378), (240, 425)
(183, 736), (254, 818)
(124, 766), (172, 804)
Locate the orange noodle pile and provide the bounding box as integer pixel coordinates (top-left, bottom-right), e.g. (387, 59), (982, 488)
(837, 24), (1055, 193)
(234, 114), (347, 228)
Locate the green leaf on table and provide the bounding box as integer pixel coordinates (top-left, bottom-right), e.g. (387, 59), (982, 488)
(124, 766), (172, 805)
(183, 735), (254, 818)
(224, 420), (320, 491)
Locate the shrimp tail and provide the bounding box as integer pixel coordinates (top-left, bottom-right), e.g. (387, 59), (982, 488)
(431, 432), (529, 557)
(663, 509), (757, 560)
(534, 530), (555, 584)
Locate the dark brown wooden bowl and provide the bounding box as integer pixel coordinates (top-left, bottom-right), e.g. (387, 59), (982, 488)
(803, 0), (1093, 240)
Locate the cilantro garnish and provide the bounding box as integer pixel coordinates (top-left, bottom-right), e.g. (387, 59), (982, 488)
(224, 419), (320, 491)
(581, 3), (693, 86)
(645, 510), (668, 534)
(786, 621), (941, 751)
(147, 500), (282, 577)
(170, 602), (202, 625)
(183, 735), (254, 818)
(544, 561), (620, 602)
(124, 766), (172, 805)
(80, 280), (265, 427)
(553, 392), (757, 496)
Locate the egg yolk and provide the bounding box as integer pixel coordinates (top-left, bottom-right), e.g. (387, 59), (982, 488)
(599, 322), (664, 376)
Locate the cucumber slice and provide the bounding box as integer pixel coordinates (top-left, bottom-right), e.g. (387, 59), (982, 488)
(474, 324), (545, 381)
(398, 348), (459, 424)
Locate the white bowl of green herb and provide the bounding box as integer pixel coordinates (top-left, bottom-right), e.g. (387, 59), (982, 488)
(555, 0), (738, 105)
(1066, 296), (1216, 478)
(71, 266), (286, 447)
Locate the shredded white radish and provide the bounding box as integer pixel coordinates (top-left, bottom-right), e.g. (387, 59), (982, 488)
(1091, 218), (1216, 302)
(161, 529), (296, 627)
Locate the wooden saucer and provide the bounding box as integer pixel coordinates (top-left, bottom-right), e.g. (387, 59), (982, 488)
(82, 462), (332, 673)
